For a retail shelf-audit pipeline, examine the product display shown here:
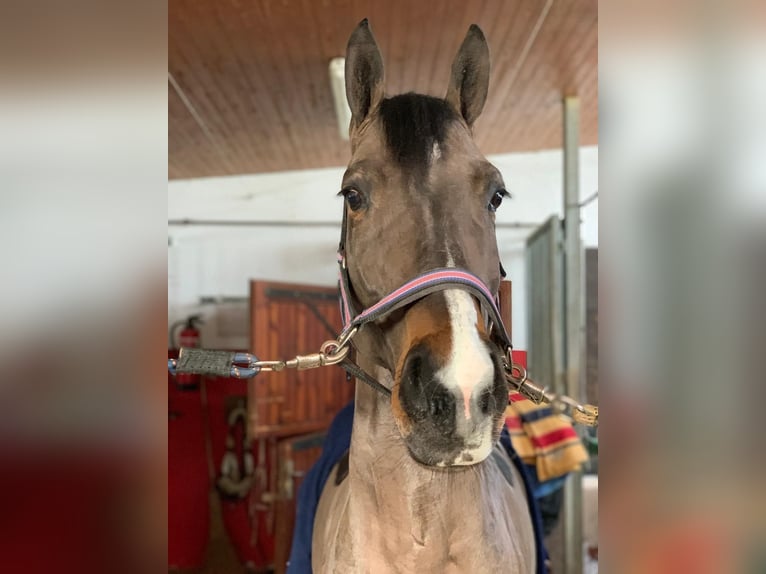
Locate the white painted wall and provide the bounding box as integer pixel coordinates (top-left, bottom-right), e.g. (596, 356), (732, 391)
(168, 146), (598, 350)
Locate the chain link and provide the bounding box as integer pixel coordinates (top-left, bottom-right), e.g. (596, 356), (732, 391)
(257, 327), (357, 372)
(504, 355), (599, 427)
(169, 329), (598, 427)
(167, 329), (358, 379)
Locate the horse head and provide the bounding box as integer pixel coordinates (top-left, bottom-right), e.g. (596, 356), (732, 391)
(341, 19), (510, 468)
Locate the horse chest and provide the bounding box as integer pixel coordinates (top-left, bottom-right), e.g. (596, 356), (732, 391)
(312, 464), (535, 574)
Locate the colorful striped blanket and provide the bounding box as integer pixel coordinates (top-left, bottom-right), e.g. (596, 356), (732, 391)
(506, 392), (589, 488)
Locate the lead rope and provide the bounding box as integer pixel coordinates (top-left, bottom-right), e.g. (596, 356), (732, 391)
(504, 359), (598, 426)
(168, 325), (597, 427)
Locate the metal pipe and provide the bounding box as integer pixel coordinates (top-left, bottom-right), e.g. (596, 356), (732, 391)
(578, 190), (599, 208)
(562, 96), (584, 574)
(168, 219), (340, 228)
(167, 219), (540, 230)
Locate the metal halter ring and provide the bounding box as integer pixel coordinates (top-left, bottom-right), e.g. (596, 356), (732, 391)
(319, 340), (350, 365)
(508, 363), (528, 386)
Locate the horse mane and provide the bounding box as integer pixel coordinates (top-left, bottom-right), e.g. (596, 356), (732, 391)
(377, 93), (458, 169)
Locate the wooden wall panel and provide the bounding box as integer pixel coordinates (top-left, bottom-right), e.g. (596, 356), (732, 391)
(169, 0), (597, 179)
(499, 280), (513, 343)
(248, 281), (354, 438)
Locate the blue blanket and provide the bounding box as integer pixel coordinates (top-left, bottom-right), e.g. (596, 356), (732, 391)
(287, 401), (548, 573)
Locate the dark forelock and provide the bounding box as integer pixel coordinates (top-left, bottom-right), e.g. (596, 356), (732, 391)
(377, 93), (458, 169)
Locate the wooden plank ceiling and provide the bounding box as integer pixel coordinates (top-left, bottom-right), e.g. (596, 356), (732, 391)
(169, 0), (597, 179)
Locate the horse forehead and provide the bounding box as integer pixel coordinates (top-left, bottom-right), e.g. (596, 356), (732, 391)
(350, 115), (482, 192)
(376, 94), (455, 165)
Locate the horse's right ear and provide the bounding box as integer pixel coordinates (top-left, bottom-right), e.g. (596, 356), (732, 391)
(446, 24), (490, 128)
(345, 19), (384, 131)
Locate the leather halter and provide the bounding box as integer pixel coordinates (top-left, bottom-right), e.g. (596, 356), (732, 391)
(335, 203), (513, 395)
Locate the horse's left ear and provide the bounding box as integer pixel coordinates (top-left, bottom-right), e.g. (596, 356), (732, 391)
(445, 24), (490, 128)
(345, 19), (385, 131)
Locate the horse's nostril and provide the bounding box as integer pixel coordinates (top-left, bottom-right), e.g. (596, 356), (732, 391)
(430, 391), (451, 417)
(479, 389), (492, 414)
(408, 356), (422, 387)
(400, 346), (456, 425)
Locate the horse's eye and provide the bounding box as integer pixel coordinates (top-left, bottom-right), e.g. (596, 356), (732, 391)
(343, 188), (365, 212)
(488, 189), (506, 212)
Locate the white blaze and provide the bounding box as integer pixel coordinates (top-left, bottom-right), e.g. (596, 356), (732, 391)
(440, 252), (495, 464)
(439, 289), (494, 415)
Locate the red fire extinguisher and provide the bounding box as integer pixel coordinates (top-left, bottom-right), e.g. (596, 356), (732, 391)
(170, 315), (204, 389)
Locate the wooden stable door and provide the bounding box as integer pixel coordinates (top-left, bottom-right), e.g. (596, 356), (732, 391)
(248, 281), (355, 439)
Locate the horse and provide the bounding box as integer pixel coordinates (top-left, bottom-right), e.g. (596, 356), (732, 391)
(312, 20), (536, 573)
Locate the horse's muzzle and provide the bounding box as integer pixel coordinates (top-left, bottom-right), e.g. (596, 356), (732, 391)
(394, 343), (507, 467)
